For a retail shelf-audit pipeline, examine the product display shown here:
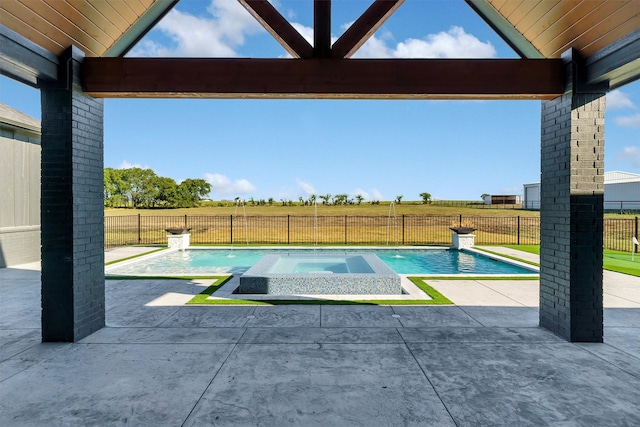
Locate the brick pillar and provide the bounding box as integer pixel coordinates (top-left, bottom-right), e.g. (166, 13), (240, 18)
(40, 47), (105, 342)
(539, 51), (605, 342)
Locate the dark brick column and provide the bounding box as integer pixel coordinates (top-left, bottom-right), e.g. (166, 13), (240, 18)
(40, 47), (105, 342)
(539, 50), (605, 342)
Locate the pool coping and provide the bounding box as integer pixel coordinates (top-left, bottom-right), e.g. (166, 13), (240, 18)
(105, 246), (539, 303)
(105, 245), (540, 277)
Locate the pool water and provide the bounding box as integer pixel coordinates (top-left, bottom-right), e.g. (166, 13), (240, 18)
(268, 255), (375, 274)
(106, 248), (537, 276)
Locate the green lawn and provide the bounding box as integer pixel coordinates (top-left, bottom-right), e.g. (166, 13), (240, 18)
(503, 245), (640, 277)
(185, 276), (454, 306)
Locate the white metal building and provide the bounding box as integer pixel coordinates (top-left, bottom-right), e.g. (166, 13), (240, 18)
(523, 171), (640, 211)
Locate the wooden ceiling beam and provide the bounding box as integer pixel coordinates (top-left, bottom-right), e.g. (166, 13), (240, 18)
(314, 0), (332, 58)
(332, 0), (405, 59)
(82, 57), (563, 100)
(238, 0), (313, 58)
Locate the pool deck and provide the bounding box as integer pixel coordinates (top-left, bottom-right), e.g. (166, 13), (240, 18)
(2, 246), (640, 426)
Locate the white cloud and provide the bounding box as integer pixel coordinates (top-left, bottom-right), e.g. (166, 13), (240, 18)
(616, 146), (640, 167)
(291, 22), (314, 45)
(615, 113), (640, 128)
(353, 188), (371, 200)
(353, 34), (393, 58)
(607, 90), (635, 110)
(204, 173), (256, 195)
(118, 160), (148, 169)
(130, 0), (262, 57)
(296, 178), (316, 195)
(354, 26), (496, 59)
(353, 188), (384, 201)
(370, 188), (384, 200)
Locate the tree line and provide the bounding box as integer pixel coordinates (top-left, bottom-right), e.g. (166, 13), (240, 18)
(104, 167), (434, 209)
(104, 167), (211, 208)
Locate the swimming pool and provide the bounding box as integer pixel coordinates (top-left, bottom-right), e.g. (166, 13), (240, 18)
(106, 247), (538, 276)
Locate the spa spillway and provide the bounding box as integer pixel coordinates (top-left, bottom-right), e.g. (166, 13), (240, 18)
(238, 253), (401, 295)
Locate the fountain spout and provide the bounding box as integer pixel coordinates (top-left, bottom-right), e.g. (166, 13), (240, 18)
(386, 201), (399, 246)
(234, 197), (249, 245)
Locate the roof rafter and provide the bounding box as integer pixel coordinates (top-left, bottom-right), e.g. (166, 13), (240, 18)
(82, 57), (563, 100)
(238, 0), (313, 58)
(332, 0), (405, 59)
(314, 0), (332, 58)
(104, 0), (179, 57)
(464, 0), (543, 59)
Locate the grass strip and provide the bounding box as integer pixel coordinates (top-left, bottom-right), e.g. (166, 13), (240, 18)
(105, 247), (166, 266)
(473, 247), (540, 267)
(502, 245), (640, 277)
(406, 277), (453, 304)
(502, 245), (540, 255)
(602, 250), (640, 277)
(186, 276), (454, 305)
(415, 275), (537, 281)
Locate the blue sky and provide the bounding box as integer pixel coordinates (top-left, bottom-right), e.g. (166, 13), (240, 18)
(1, 0), (639, 201)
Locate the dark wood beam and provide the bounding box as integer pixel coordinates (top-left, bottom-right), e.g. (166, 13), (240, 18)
(314, 0), (331, 58)
(0, 24), (58, 87)
(82, 57), (563, 100)
(585, 28), (640, 91)
(238, 0), (313, 58)
(332, 0), (405, 59)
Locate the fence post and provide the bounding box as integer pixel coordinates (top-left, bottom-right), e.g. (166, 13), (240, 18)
(459, 214), (462, 227)
(287, 215), (290, 245)
(344, 215), (347, 244)
(137, 214), (141, 244)
(402, 215), (405, 245)
(517, 216), (521, 245)
(230, 215), (233, 244)
(184, 214), (187, 228)
(635, 216), (638, 254)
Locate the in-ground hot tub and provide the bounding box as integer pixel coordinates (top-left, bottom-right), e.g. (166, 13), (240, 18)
(238, 253), (401, 295)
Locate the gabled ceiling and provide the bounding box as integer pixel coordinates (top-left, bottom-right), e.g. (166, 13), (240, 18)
(467, 0), (640, 58)
(1, 0), (639, 92)
(0, 0), (177, 57)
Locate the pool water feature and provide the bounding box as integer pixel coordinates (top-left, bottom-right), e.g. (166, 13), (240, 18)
(238, 253), (400, 295)
(106, 247), (538, 276)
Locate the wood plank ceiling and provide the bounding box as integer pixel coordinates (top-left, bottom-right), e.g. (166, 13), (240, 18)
(1, 0), (638, 61)
(485, 0), (640, 58)
(0, 0), (166, 57)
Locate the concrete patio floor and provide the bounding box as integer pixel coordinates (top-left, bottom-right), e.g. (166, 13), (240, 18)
(1, 247), (640, 426)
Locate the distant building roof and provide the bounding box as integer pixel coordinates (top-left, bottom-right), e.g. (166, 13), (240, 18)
(604, 171), (640, 183)
(0, 103), (40, 133)
(525, 171), (640, 187)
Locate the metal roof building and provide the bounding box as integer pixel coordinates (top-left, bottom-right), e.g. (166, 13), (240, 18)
(524, 171), (640, 211)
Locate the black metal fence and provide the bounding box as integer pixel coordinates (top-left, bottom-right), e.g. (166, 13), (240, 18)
(105, 214), (639, 252)
(524, 201), (640, 213)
